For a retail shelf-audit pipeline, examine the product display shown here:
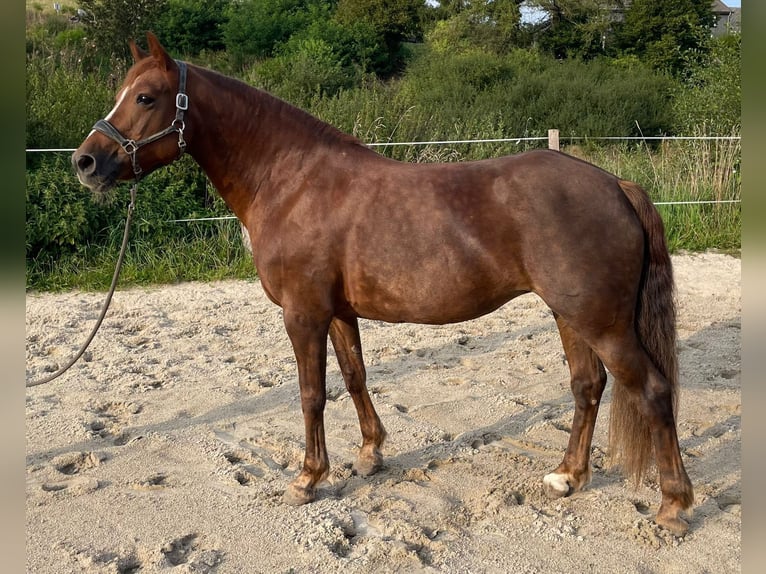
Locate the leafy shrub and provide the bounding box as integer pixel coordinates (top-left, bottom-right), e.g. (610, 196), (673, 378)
(153, 0), (229, 57)
(26, 52), (117, 150)
(672, 33), (741, 134)
(26, 154), (120, 260)
(425, 0), (522, 55)
(54, 28), (87, 50)
(255, 38), (355, 107)
(223, 0), (315, 67)
(616, 0), (715, 77)
(393, 48), (675, 141)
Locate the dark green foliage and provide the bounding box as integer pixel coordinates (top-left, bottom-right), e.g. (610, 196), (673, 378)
(393, 48), (674, 142)
(335, 0), (427, 74)
(25, 153), (246, 289)
(222, 0), (317, 65)
(25, 53), (117, 150)
(531, 0), (618, 59)
(153, 0), (229, 56)
(77, 0), (168, 61)
(616, 0), (716, 76)
(335, 0), (425, 42)
(672, 33), (741, 134)
(251, 10), (385, 105)
(25, 154), (120, 260)
(425, 0), (523, 55)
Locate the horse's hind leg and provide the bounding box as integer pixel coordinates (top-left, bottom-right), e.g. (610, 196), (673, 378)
(329, 315), (386, 476)
(596, 333), (694, 536)
(544, 315), (607, 498)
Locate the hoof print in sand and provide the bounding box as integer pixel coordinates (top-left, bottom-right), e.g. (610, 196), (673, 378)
(87, 401), (142, 444)
(130, 473), (170, 491)
(41, 476), (101, 496)
(161, 534), (223, 572)
(35, 452), (103, 496)
(51, 451), (104, 475)
(71, 549), (142, 574)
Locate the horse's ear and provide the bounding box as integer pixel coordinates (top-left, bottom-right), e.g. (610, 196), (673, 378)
(146, 31), (176, 73)
(129, 39), (149, 62)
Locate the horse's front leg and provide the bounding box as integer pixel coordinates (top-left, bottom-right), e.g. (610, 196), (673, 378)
(282, 308), (332, 506)
(329, 315), (386, 476)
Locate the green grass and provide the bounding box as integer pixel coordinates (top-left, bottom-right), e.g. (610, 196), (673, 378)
(26, 220), (257, 292)
(568, 131), (741, 254)
(26, 1), (76, 14)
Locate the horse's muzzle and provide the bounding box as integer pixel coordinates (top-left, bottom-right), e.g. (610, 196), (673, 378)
(72, 150), (118, 194)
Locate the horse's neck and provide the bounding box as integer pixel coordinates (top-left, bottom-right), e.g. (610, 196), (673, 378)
(185, 70), (271, 217)
(186, 66), (367, 223)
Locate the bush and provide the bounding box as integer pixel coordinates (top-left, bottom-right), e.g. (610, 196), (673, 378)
(26, 52), (118, 150)
(222, 0), (315, 68)
(672, 33), (741, 134)
(153, 0), (229, 57)
(26, 154), (120, 260)
(393, 48), (675, 142)
(255, 38), (355, 107)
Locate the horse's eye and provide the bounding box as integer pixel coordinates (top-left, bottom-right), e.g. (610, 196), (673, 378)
(136, 94), (154, 106)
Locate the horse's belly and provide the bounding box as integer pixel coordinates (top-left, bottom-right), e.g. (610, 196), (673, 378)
(346, 273), (529, 325)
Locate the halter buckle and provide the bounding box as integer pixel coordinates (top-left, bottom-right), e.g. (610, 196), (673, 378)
(122, 140), (138, 156)
(176, 93), (189, 111)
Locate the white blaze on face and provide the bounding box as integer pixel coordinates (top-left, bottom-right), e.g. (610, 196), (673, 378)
(106, 84), (130, 120)
(84, 82), (132, 141)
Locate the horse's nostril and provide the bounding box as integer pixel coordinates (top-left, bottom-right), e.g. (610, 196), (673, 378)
(75, 153), (96, 175)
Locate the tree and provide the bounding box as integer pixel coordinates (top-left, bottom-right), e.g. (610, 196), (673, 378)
(529, 0), (619, 59)
(223, 0), (316, 65)
(672, 32), (740, 134)
(617, 0), (716, 76)
(336, 0), (425, 41)
(426, 0), (524, 55)
(77, 0), (167, 60)
(335, 0), (427, 74)
(153, 0), (229, 57)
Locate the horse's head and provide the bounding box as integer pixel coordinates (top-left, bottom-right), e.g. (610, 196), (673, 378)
(73, 32), (189, 194)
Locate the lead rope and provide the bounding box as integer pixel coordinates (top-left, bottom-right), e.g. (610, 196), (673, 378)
(27, 61), (188, 388)
(26, 184), (137, 387)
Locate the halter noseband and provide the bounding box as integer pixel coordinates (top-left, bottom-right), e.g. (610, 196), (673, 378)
(92, 60), (189, 177)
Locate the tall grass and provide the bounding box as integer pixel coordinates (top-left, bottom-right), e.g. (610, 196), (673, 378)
(26, 218), (257, 292)
(570, 128), (741, 252)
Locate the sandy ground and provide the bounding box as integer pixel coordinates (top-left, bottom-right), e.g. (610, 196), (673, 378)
(25, 252), (740, 573)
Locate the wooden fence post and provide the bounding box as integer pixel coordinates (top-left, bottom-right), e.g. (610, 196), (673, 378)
(548, 129), (560, 151)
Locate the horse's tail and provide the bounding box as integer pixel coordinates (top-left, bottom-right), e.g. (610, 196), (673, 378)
(609, 179), (678, 484)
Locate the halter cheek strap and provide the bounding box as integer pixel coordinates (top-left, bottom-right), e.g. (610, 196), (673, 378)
(92, 60), (189, 177)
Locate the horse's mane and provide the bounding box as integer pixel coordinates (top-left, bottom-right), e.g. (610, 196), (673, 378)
(193, 63), (369, 152)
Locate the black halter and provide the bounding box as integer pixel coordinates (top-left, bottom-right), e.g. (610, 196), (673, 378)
(92, 60), (189, 176)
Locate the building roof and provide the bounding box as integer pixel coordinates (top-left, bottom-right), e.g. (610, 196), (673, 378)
(712, 1), (733, 15)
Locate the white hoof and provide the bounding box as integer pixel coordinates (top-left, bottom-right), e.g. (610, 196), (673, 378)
(543, 472), (573, 498)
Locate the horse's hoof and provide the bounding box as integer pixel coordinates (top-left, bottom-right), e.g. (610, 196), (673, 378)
(655, 512), (689, 537)
(353, 455), (383, 477)
(283, 483), (316, 506)
(543, 472), (574, 499)
(353, 445), (383, 477)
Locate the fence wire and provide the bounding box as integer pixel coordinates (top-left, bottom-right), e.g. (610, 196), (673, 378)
(27, 134), (741, 220)
(25, 134), (741, 154)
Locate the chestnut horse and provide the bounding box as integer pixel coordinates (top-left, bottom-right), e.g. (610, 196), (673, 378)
(73, 33), (693, 535)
